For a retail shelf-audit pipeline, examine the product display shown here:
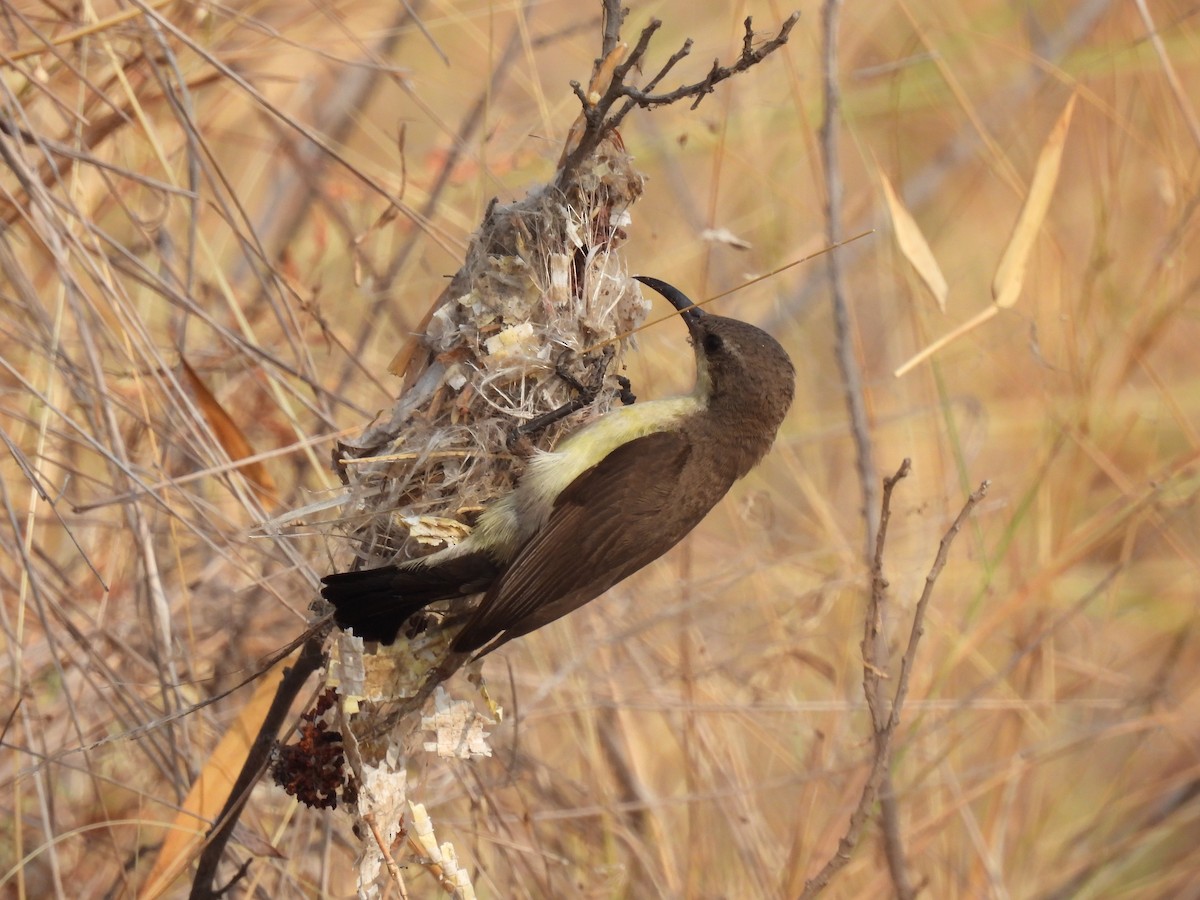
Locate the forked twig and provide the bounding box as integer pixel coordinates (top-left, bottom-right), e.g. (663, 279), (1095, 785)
(800, 463), (989, 898)
(557, 12), (799, 184)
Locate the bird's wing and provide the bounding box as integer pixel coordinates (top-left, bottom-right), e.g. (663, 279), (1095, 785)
(322, 552), (498, 644)
(451, 429), (702, 654)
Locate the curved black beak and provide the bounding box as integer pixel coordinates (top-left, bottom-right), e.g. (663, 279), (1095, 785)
(633, 275), (706, 335)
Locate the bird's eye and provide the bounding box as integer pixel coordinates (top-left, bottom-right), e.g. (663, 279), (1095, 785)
(704, 332), (724, 353)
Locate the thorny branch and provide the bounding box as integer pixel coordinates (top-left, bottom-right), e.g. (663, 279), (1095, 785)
(557, 12), (799, 185)
(799, 463), (989, 898)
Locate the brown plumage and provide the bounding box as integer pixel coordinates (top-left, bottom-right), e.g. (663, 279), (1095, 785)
(321, 276), (795, 657)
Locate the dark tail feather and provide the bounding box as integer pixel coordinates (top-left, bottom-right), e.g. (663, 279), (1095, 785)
(320, 568), (438, 644)
(321, 553), (499, 644)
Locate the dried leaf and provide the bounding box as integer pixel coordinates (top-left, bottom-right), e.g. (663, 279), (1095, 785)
(880, 172), (948, 311)
(894, 305), (999, 377)
(895, 94), (1078, 377)
(388, 291), (443, 378)
(180, 357), (277, 503)
(139, 664), (286, 898)
(992, 93), (1077, 309)
(588, 42), (628, 103)
(559, 42), (628, 166)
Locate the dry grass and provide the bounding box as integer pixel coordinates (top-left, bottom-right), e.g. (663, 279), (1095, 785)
(2, 0), (1199, 897)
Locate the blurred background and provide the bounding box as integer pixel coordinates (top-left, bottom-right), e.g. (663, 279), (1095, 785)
(1, 1), (1198, 897)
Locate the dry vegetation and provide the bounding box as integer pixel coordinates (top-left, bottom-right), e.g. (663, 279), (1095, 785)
(2, 1), (1199, 897)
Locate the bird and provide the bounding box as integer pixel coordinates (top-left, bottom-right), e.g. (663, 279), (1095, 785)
(321, 275), (795, 658)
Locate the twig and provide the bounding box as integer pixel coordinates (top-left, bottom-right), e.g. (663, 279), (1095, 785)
(600, 0), (625, 59)
(800, 465), (988, 898)
(862, 460), (910, 733)
(365, 814), (409, 897)
(818, 0), (879, 561)
(817, 1), (910, 894)
(863, 460), (915, 897)
(612, 15), (799, 116)
(188, 633), (327, 900)
(557, 12), (799, 185)
(889, 480), (990, 728)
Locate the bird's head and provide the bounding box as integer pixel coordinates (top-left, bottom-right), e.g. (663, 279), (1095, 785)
(633, 276), (796, 439)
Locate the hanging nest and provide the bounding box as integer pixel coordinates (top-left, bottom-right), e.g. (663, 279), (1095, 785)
(314, 129), (649, 708)
(334, 134), (646, 562)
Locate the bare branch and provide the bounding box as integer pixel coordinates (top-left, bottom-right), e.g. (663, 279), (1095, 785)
(557, 12), (798, 185)
(617, 15), (800, 115)
(813, 0), (914, 892)
(862, 459), (910, 732)
(889, 480), (990, 728)
(800, 466), (987, 898)
(600, 0), (626, 59)
(633, 37), (694, 98)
